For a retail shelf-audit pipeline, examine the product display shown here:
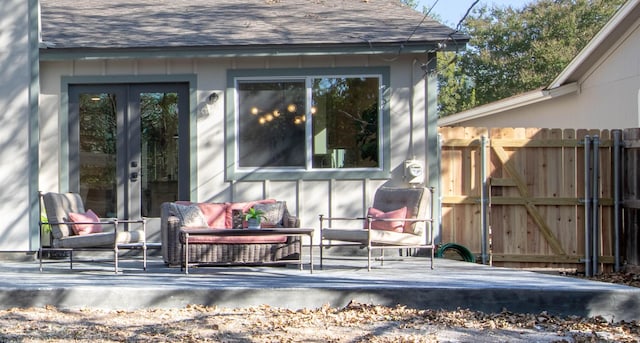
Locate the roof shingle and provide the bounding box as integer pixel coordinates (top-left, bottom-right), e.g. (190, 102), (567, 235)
(40, 0), (466, 50)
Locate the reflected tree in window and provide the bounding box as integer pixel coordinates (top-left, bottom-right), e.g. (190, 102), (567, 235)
(312, 77), (379, 169)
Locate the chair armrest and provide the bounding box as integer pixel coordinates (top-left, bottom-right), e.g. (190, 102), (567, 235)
(319, 215), (366, 222)
(47, 220), (117, 226)
(318, 215), (367, 231)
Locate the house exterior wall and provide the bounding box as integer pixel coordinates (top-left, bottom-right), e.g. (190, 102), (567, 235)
(0, 0), (39, 252)
(446, 20), (640, 130)
(38, 54), (436, 246)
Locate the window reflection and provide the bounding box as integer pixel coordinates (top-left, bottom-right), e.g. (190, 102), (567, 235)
(312, 77), (379, 169)
(237, 80), (306, 168)
(236, 76), (380, 170)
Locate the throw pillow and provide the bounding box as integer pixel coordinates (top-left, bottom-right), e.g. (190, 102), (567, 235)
(366, 207), (407, 232)
(173, 203), (208, 227)
(68, 209), (103, 235)
(252, 202), (286, 228)
(197, 203), (227, 228)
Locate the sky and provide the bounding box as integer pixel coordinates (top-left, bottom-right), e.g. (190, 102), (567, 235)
(418, 0), (528, 27)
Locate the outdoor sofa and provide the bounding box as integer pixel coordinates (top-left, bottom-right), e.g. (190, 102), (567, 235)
(161, 199), (301, 266)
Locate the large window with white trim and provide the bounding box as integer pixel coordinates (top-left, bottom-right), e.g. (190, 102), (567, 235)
(228, 68), (390, 180)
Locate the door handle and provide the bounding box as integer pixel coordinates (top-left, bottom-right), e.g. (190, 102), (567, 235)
(130, 172), (139, 182)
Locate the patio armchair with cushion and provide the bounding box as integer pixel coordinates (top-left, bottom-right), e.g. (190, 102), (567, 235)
(39, 192), (147, 273)
(319, 186), (435, 271)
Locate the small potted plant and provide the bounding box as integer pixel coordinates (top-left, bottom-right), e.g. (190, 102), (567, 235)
(245, 207), (265, 229)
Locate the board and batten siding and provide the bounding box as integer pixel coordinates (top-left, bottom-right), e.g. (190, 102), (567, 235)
(38, 53), (436, 245)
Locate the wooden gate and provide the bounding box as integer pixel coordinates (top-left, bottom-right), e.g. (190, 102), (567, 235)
(439, 127), (615, 270)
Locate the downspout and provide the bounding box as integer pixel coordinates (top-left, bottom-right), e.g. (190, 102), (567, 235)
(423, 52), (440, 242)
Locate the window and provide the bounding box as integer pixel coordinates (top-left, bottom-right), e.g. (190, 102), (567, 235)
(311, 77), (379, 169)
(228, 68), (390, 180)
(237, 80), (306, 168)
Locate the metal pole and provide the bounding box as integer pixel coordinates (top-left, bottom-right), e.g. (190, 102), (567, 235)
(584, 135), (592, 277)
(480, 135), (488, 265)
(592, 135), (600, 275)
(613, 130), (622, 272)
(437, 134), (443, 246)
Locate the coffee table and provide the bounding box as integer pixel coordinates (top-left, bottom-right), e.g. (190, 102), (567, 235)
(179, 227), (314, 274)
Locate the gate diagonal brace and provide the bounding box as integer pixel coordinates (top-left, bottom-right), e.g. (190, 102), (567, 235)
(492, 146), (567, 256)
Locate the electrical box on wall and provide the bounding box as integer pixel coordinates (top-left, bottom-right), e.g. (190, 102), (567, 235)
(404, 160), (424, 184)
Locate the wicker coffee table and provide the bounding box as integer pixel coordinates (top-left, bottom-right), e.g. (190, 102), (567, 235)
(179, 227), (314, 274)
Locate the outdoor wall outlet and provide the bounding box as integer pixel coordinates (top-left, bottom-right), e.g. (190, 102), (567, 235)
(404, 160), (424, 184)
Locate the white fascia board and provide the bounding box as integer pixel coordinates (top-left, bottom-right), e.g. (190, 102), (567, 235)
(438, 83), (578, 126)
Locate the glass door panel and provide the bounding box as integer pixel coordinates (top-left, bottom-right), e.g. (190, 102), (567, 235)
(78, 93), (118, 218)
(139, 92), (179, 217)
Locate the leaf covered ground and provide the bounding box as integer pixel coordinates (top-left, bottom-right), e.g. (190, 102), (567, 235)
(0, 300), (637, 342)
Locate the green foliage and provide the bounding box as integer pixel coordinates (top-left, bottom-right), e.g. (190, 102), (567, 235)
(438, 0), (626, 117)
(400, 0), (419, 9)
(245, 207), (265, 221)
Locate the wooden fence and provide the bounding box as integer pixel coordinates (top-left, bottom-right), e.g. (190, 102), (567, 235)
(439, 127), (622, 271)
(623, 128), (640, 268)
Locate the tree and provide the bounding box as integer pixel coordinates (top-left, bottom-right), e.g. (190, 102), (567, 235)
(438, 0), (626, 117)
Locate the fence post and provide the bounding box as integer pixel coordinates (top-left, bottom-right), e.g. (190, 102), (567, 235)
(613, 130), (622, 272)
(592, 135), (600, 275)
(480, 135), (489, 265)
(584, 135), (592, 277)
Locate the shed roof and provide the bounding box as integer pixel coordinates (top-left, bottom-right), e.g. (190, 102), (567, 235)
(39, 0), (466, 53)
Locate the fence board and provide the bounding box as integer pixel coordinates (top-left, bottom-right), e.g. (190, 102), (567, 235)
(439, 127), (617, 270)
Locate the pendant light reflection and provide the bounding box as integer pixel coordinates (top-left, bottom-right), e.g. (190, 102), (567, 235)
(251, 103), (307, 125)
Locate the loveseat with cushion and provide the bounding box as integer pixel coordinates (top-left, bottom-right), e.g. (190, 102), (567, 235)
(161, 199), (301, 266)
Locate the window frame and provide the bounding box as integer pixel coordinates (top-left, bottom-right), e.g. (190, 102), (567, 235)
(226, 67), (391, 181)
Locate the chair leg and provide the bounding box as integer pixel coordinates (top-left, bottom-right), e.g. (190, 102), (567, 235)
(39, 249), (43, 272)
(114, 246), (119, 274)
(319, 238), (324, 270)
(143, 244), (147, 271)
(367, 247), (372, 271)
(430, 245), (435, 270)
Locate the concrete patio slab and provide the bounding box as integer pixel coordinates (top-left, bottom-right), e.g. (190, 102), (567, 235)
(2, 252), (639, 322)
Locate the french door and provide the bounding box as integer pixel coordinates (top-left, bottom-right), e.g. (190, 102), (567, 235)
(68, 83), (189, 222)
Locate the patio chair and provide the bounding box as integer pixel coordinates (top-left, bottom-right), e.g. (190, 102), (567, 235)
(319, 186), (435, 271)
(39, 191), (147, 273)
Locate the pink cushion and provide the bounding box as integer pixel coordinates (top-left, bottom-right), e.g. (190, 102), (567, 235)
(224, 199), (277, 227)
(197, 203), (227, 228)
(184, 234), (287, 244)
(366, 207), (407, 232)
(68, 209), (104, 235)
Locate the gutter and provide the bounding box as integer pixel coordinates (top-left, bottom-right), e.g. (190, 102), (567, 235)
(39, 40), (468, 61)
(438, 82), (579, 126)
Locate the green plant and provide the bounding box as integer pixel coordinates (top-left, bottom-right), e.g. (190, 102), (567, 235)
(41, 215), (52, 233)
(244, 208), (265, 221)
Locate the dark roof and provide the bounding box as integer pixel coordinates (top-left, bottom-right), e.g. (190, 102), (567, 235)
(39, 0), (467, 52)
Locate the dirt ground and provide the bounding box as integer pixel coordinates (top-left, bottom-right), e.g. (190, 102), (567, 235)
(0, 270), (638, 342)
(0, 299), (637, 342)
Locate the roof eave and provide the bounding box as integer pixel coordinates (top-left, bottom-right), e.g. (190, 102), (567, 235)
(39, 40), (468, 61)
(438, 83), (579, 126)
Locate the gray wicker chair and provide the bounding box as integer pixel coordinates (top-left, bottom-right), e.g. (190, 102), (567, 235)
(39, 192), (147, 273)
(319, 187), (435, 271)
